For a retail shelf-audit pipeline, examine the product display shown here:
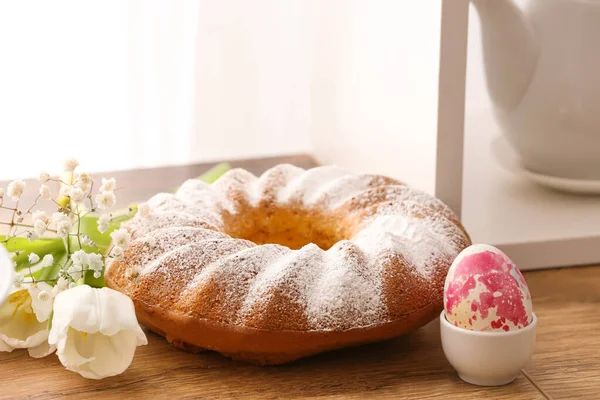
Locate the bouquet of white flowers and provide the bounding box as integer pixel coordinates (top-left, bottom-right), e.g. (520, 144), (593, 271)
(0, 159), (229, 379)
(0, 159), (148, 379)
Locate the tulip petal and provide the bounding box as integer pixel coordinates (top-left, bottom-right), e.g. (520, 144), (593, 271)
(58, 327), (95, 370)
(0, 290), (49, 349)
(50, 286), (144, 337)
(49, 285), (147, 379)
(27, 340), (56, 358)
(0, 246), (14, 305)
(28, 282), (54, 323)
(64, 330), (140, 379)
(0, 329), (48, 350)
(0, 339), (14, 352)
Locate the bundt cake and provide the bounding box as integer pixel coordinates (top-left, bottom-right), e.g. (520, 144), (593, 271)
(105, 164), (471, 365)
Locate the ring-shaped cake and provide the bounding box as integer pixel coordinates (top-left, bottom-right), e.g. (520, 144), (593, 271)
(105, 164), (471, 364)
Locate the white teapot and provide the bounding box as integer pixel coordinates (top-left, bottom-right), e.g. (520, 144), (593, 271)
(472, 0), (600, 181)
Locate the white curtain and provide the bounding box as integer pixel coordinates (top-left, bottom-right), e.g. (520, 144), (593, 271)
(0, 1), (470, 193)
(0, 0), (314, 180)
(191, 0), (312, 163)
(0, 0), (200, 179)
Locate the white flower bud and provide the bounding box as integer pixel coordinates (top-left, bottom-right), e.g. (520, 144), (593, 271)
(27, 231), (39, 241)
(34, 219), (48, 237)
(7, 180), (26, 201)
(95, 191), (116, 210)
(64, 158), (79, 172)
(41, 254), (54, 268)
(67, 265), (84, 282)
(70, 187), (85, 206)
(56, 277), (69, 291)
(56, 221), (71, 239)
(28, 253), (40, 264)
(97, 214), (111, 234)
(39, 185), (51, 200)
(137, 202), (150, 218)
(39, 172), (50, 184)
(88, 253), (104, 271)
(38, 290), (50, 302)
(32, 211), (48, 225)
(144, 236), (156, 248)
(80, 234), (92, 246)
(99, 178), (116, 193)
(110, 246), (124, 261)
(75, 172), (92, 193)
(110, 229), (131, 248)
(71, 250), (88, 266)
(59, 185), (72, 198)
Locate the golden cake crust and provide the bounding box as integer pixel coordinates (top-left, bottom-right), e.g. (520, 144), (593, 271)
(105, 164), (471, 364)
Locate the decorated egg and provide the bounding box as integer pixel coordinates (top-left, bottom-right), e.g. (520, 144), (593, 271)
(444, 244), (533, 332)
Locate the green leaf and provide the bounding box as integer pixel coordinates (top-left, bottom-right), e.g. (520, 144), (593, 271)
(83, 269), (105, 288)
(77, 215), (115, 253)
(47, 310), (54, 331)
(1, 236), (64, 272)
(199, 162), (231, 183)
(33, 251), (67, 282)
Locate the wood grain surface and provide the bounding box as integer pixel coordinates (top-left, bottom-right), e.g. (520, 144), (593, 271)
(524, 266), (600, 400)
(0, 154), (597, 399)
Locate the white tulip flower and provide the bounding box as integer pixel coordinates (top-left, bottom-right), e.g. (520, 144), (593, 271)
(0, 281), (56, 358)
(0, 246), (14, 304)
(49, 285), (147, 379)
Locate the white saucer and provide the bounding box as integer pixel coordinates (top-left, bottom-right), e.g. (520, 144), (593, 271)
(522, 169), (600, 195)
(491, 135), (600, 195)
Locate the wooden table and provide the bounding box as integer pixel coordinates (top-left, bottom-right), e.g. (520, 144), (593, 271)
(1, 155), (598, 399)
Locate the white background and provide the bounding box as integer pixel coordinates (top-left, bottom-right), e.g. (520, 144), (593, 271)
(0, 1), (510, 184)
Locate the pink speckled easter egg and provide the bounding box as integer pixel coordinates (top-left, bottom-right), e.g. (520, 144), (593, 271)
(444, 244), (533, 332)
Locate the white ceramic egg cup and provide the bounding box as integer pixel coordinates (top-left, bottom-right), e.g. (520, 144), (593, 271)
(440, 311), (537, 386)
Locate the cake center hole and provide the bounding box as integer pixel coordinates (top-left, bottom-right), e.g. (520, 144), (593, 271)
(223, 207), (347, 251)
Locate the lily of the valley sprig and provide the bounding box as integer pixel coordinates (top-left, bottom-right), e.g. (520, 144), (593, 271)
(0, 159), (148, 379)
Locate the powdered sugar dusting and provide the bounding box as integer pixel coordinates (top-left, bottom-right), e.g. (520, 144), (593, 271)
(118, 164), (469, 332)
(306, 240), (385, 330)
(319, 174), (398, 209)
(211, 168), (257, 212)
(276, 165), (349, 205)
(251, 164), (305, 206)
(177, 179), (236, 215)
(231, 240), (386, 331)
(125, 210), (220, 238)
(123, 226), (229, 276)
(352, 214), (459, 278)
(185, 244), (289, 300)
